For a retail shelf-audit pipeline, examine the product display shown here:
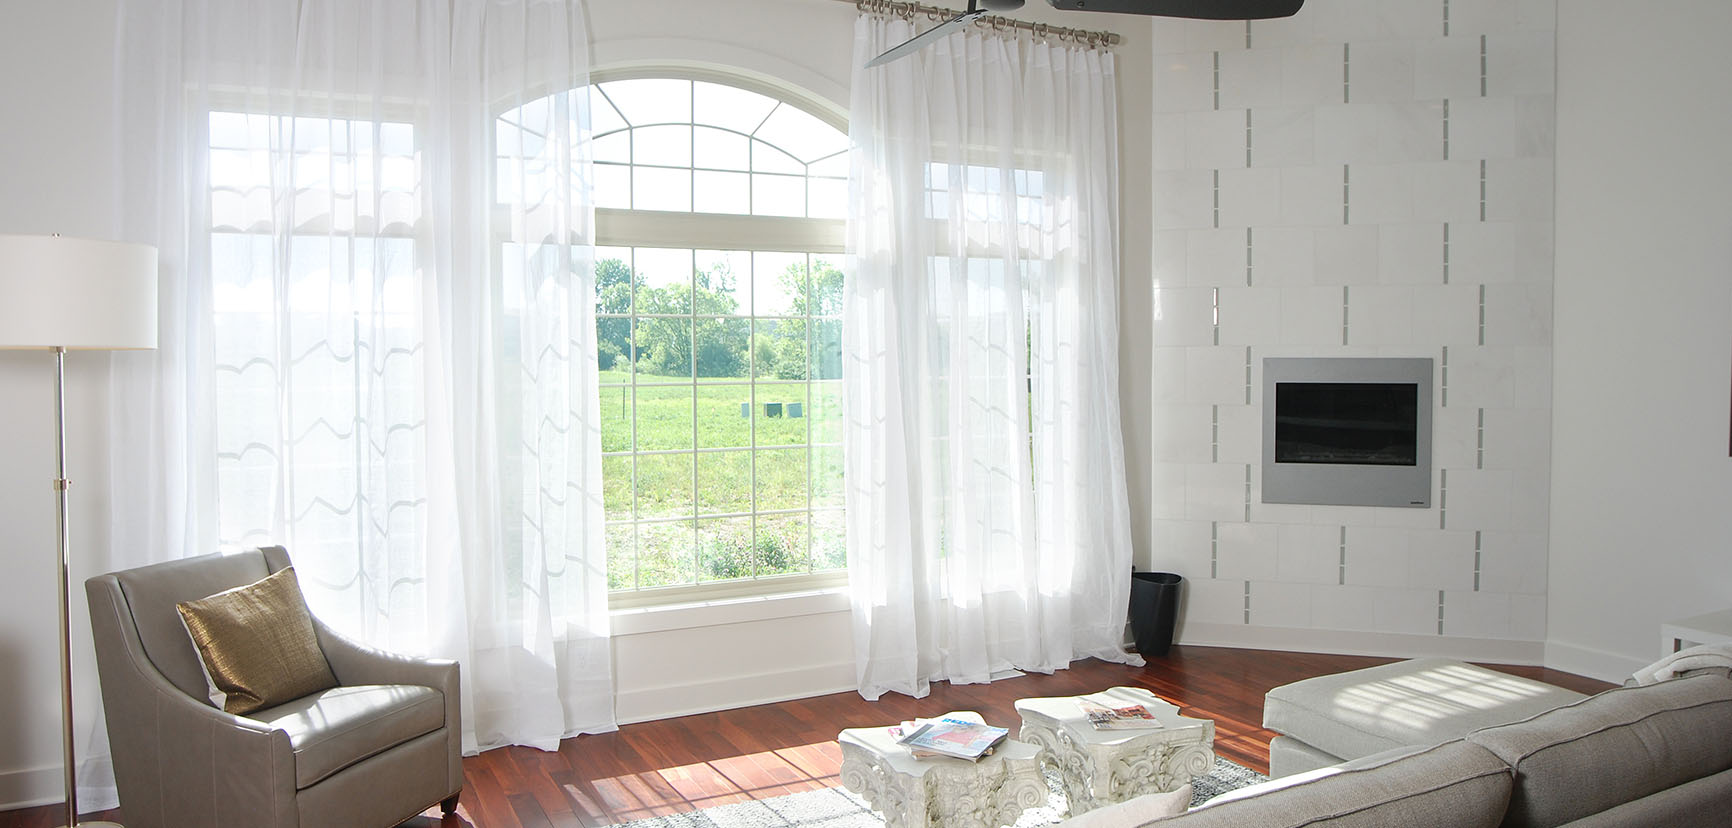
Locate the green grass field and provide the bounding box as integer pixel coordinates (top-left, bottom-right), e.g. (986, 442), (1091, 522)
(599, 369), (845, 590)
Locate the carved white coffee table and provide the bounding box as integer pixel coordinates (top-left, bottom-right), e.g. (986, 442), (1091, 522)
(1015, 687), (1215, 815)
(838, 711), (1047, 828)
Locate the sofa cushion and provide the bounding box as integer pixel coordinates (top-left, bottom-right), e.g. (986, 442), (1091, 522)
(252, 684), (445, 789)
(1466, 673), (1732, 828)
(1264, 658), (1586, 761)
(1145, 740), (1512, 827)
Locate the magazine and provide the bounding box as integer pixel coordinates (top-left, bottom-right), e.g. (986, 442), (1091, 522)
(895, 717), (1009, 760)
(1078, 698), (1165, 731)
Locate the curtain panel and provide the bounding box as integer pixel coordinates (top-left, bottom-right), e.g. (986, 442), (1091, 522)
(108, 3), (613, 805)
(844, 13), (1141, 701)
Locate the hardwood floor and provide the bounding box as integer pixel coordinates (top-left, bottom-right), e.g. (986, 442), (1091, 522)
(2, 646), (1614, 828)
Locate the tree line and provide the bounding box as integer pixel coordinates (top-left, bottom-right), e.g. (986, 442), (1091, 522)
(595, 257), (843, 381)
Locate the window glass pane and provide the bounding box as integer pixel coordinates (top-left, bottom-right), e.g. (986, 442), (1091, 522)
(754, 319), (806, 381)
(809, 259), (844, 316)
(590, 86), (629, 135)
(693, 126), (750, 171)
(751, 173), (805, 217)
(634, 385), (693, 449)
(599, 385), (632, 450)
(636, 452), (694, 518)
(755, 514), (810, 576)
(695, 386), (750, 450)
(595, 163), (631, 209)
(634, 317), (692, 379)
(751, 141), (805, 175)
(632, 124), (693, 168)
(693, 81), (778, 135)
(808, 177), (847, 219)
(812, 319), (843, 380)
(606, 524), (636, 590)
(695, 318), (750, 382)
(756, 399), (806, 447)
(602, 455), (634, 518)
(632, 166), (691, 212)
(812, 446), (844, 509)
(808, 151), (848, 178)
(811, 382), (843, 445)
(692, 170), (749, 215)
(696, 451), (752, 514)
(753, 251), (806, 316)
(754, 103), (846, 163)
(601, 78), (691, 126)
(696, 249), (750, 312)
(592, 131), (631, 164)
(698, 517), (755, 582)
(637, 521), (696, 587)
(812, 510), (845, 571)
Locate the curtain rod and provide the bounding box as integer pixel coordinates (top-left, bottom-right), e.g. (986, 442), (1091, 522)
(840, 0), (1123, 48)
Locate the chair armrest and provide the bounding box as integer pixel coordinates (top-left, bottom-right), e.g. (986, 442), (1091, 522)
(310, 617), (465, 794)
(87, 573), (298, 828)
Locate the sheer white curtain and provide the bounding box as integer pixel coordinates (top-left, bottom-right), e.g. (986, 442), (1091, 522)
(110, 0), (613, 786)
(845, 13), (1141, 701)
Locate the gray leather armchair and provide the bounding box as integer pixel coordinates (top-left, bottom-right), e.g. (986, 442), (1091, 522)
(85, 546), (463, 828)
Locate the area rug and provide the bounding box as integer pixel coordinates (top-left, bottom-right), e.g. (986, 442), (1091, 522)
(607, 757), (1266, 828)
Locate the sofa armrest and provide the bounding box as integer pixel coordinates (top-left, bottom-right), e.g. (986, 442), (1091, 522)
(87, 573), (298, 828)
(310, 617), (464, 795)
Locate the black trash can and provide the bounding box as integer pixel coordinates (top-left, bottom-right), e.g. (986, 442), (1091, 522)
(1129, 571), (1183, 658)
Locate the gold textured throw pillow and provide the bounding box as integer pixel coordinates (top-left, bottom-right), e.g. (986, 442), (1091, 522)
(176, 566), (338, 715)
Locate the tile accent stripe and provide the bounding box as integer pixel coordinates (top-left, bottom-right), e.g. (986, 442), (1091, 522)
(1479, 160), (1488, 221)
(1439, 468), (1449, 529)
(1437, 590), (1446, 634)
(1212, 287), (1221, 345)
(1443, 98), (1451, 160)
(1213, 51), (1222, 110)
(1211, 404), (1221, 461)
(1342, 286), (1351, 345)
(1338, 526), (1348, 585)
(1243, 581), (1252, 624)
(1243, 464), (1252, 522)
(1211, 522), (1220, 578)
(1443, 222), (1452, 284)
(1243, 347), (1253, 404)
(1245, 110), (1254, 167)
(1442, 346), (1451, 407)
(1476, 408), (1486, 468)
(1443, 0), (1451, 36)
(1342, 164), (1351, 224)
(1245, 228), (1255, 286)
(1343, 43), (1351, 104)
(1477, 284), (1488, 345)
(1479, 35), (1488, 96)
(1473, 530), (1483, 591)
(1213, 169), (1221, 228)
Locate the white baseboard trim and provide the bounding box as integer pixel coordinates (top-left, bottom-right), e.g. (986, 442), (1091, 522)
(1543, 639), (1646, 684)
(0, 764), (62, 812)
(615, 660), (857, 725)
(1177, 623), (1547, 665)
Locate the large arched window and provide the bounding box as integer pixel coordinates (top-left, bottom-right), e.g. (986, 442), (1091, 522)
(497, 71), (848, 604)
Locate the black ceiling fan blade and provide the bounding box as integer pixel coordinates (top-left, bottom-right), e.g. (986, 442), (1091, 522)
(1044, 0), (1304, 19)
(865, 11), (984, 68)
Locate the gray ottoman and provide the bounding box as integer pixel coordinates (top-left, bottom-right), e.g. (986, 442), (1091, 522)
(1263, 657), (1587, 778)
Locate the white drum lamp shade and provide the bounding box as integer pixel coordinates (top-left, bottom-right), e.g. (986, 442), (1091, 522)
(0, 234), (158, 350)
(0, 232), (156, 828)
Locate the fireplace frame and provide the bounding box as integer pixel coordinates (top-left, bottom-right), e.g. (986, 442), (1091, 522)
(1261, 357), (1434, 508)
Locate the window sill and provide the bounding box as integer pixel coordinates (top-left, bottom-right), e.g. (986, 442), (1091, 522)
(609, 585), (851, 636)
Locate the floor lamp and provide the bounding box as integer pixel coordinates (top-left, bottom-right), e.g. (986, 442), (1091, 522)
(0, 234), (157, 828)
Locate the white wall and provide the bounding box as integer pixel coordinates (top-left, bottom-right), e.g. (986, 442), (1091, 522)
(1147, 0), (1557, 660)
(0, 0), (123, 808)
(1547, 0), (1732, 682)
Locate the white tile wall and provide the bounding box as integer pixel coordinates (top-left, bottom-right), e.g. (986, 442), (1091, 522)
(1149, 0), (1555, 644)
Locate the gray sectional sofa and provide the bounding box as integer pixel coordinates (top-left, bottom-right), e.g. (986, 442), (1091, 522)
(1063, 662), (1732, 827)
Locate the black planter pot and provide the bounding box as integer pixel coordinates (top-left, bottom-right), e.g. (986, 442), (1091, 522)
(1129, 571), (1183, 658)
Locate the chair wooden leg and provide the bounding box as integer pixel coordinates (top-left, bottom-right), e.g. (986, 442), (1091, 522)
(441, 792), (461, 815)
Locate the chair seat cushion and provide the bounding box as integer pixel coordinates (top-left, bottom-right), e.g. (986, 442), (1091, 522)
(1264, 658), (1585, 761)
(253, 684), (445, 789)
